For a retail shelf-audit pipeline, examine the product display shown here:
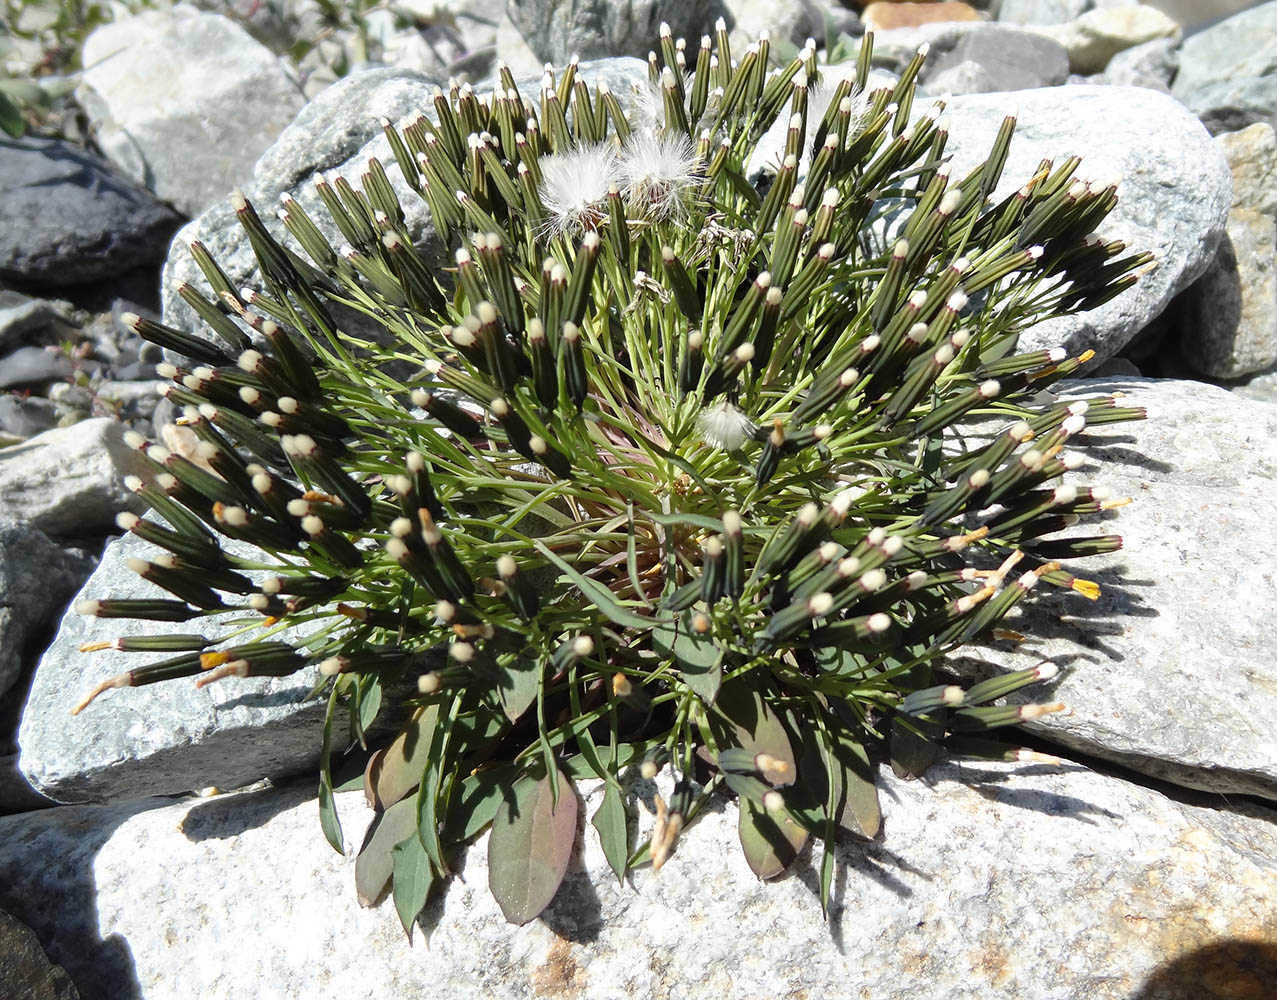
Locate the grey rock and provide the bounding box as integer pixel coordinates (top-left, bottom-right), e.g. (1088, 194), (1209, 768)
(0, 346), (72, 391)
(506, 0), (725, 64)
(1171, 0), (1277, 96)
(723, 0), (860, 49)
(1217, 122), (1277, 216)
(936, 87), (1229, 365)
(921, 25), (1071, 90)
(1177, 209), (1277, 378)
(160, 59), (646, 346)
(0, 521), (96, 697)
(923, 59), (1001, 96)
(78, 4), (307, 216)
(0, 909), (78, 1000)
(950, 377), (1277, 798)
(18, 527), (426, 804)
(1179, 75), (1277, 136)
(0, 293), (75, 354)
(0, 419), (149, 537)
(0, 137), (182, 289)
(1100, 35), (1178, 89)
(1229, 366), (1277, 404)
(0, 395), (59, 440)
(1, 762), (1275, 999)
(1027, 4), (1181, 74)
(996, 0), (1092, 25)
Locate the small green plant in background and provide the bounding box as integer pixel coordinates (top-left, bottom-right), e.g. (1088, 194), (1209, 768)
(71, 26), (1151, 933)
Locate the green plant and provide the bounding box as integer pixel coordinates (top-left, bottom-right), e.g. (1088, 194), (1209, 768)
(72, 26), (1150, 933)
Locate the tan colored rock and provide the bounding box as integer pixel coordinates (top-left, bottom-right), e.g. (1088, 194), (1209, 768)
(1217, 122), (1277, 217)
(862, 1), (982, 32)
(1029, 4), (1181, 74)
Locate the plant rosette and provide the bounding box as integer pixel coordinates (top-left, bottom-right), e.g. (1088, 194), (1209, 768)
(70, 22), (1151, 933)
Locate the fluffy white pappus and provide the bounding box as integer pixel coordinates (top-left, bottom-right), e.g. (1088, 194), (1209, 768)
(536, 142), (621, 238)
(619, 129), (702, 222)
(697, 401), (757, 451)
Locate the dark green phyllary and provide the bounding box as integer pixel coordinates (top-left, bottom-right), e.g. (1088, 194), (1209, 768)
(72, 25), (1150, 931)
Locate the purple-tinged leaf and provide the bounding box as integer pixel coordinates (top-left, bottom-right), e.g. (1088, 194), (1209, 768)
(488, 766), (579, 925)
(354, 796), (418, 907)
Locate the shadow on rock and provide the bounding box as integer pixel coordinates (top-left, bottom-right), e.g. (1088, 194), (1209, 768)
(0, 799), (158, 1000)
(1132, 939), (1277, 1000)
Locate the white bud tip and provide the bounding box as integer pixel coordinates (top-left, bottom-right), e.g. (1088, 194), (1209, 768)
(75, 600), (103, 616)
(860, 569), (887, 592)
(1062, 414), (1087, 435)
(809, 592), (835, 616)
(319, 657), (343, 678)
(1036, 662), (1059, 681)
(573, 635), (594, 656)
(867, 612), (892, 633)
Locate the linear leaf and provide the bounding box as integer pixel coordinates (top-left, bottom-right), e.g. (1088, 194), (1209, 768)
(318, 685), (344, 853)
(534, 540), (669, 630)
(488, 766), (579, 925)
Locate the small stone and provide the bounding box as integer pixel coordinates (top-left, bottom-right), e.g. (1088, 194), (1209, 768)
(0, 419), (149, 536)
(0, 292), (75, 354)
(862, 1), (982, 31)
(996, 0), (1091, 25)
(1100, 35), (1178, 90)
(1177, 208), (1277, 378)
(0, 137), (182, 289)
(0, 395), (59, 439)
(1028, 4), (1181, 75)
(77, 4), (306, 216)
(0, 346), (72, 391)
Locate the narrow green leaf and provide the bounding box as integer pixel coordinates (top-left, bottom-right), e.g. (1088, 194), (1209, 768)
(497, 651), (542, 723)
(591, 781), (630, 883)
(488, 765), (579, 925)
(352, 675), (383, 749)
(533, 539), (669, 630)
(738, 796), (807, 880)
(391, 832), (435, 941)
(318, 685), (344, 853)
(354, 796), (418, 906)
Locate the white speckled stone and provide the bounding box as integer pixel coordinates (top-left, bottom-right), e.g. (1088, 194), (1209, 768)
(0, 761), (1274, 1000)
(949, 377), (1277, 799)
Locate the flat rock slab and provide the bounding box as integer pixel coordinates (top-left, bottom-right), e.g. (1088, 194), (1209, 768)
(950, 377), (1277, 799)
(0, 762), (1274, 1000)
(18, 529), (359, 804)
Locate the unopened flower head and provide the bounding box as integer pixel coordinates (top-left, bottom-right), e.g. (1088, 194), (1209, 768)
(537, 142), (621, 238)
